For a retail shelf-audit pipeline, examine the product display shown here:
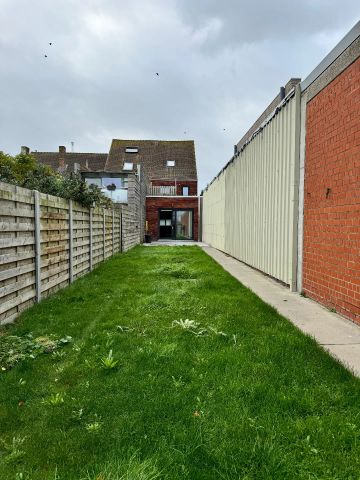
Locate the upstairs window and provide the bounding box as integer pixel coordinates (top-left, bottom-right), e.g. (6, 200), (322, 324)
(85, 178), (102, 188)
(182, 186), (189, 196)
(123, 162), (133, 170)
(125, 147), (138, 153)
(167, 160), (175, 167)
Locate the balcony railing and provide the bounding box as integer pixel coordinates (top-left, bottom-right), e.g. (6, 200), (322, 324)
(147, 185), (177, 196)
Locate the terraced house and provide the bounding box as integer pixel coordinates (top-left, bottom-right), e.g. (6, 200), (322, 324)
(109, 140), (198, 241)
(28, 138), (199, 242)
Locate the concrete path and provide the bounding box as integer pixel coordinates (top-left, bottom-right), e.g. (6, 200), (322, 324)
(202, 245), (360, 378)
(144, 240), (208, 247)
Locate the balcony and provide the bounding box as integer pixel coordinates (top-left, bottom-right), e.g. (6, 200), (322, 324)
(147, 185), (177, 196)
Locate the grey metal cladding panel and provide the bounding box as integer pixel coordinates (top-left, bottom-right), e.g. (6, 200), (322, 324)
(301, 20), (360, 92)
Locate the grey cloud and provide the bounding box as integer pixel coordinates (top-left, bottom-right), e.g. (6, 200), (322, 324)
(0, 0), (359, 190)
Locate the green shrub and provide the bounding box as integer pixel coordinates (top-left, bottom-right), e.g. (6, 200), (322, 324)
(0, 151), (111, 208)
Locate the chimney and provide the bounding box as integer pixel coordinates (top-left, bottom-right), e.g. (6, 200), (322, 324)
(234, 144), (238, 156)
(58, 146), (66, 169)
(279, 86), (285, 100)
(21, 146), (30, 155)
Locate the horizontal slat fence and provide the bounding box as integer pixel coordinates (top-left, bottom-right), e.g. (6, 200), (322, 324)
(0, 181), (132, 326)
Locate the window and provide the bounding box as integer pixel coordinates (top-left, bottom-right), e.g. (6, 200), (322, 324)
(85, 178), (102, 187)
(123, 162), (133, 170)
(125, 147), (138, 153)
(182, 186), (189, 196)
(102, 177), (124, 189)
(166, 160), (175, 167)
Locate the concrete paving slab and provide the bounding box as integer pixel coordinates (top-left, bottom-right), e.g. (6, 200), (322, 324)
(202, 245), (360, 377)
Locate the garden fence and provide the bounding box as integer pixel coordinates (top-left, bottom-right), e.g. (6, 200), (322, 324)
(0, 181), (136, 325)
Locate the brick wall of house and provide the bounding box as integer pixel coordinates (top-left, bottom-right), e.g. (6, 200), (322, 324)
(146, 197), (199, 240)
(150, 180), (197, 196)
(303, 57), (360, 323)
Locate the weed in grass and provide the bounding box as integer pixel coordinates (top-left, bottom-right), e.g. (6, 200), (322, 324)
(42, 393), (65, 406)
(116, 325), (134, 333)
(72, 408), (85, 423)
(172, 319), (207, 336)
(85, 415), (102, 433)
(208, 326), (228, 337)
(100, 349), (119, 370)
(83, 454), (161, 480)
(0, 436), (26, 465)
(171, 376), (185, 388)
(15, 473), (30, 480)
(0, 334), (71, 371)
(51, 350), (66, 361)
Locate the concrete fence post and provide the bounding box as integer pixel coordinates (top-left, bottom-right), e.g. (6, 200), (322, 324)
(89, 208), (93, 271)
(120, 208), (123, 252)
(103, 209), (106, 260)
(34, 190), (41, 303)
(68, 199), (74, 283)
(112, 209), (115, 256)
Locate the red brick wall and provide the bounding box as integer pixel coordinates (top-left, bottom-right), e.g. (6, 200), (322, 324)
(150, 180), (197, 196)
(146, 197), (199, 240)
(303, 57), (360, 323)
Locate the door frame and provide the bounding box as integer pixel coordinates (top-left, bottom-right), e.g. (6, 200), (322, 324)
(158, 208), (194, 240)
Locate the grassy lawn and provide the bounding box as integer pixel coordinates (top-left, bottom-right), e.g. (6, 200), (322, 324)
(1, 246), (360, 479)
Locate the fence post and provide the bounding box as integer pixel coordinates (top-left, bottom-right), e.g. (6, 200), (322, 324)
(103, 209), (106, 260)
(112, 209), (115, 256)
(120, 208), (123, 252)
(89, 208), (93, 271)
(68, 199), (73, 283)
(34, 190), (41, 303)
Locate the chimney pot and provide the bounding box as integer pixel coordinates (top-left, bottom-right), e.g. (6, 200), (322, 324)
(21, 146), (30, 155)
(59, 146), (66, 154)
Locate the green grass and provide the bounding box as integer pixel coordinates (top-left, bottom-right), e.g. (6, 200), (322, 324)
(0, 246), (360, 479)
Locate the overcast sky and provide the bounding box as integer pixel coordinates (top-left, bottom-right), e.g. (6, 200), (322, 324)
(1, 1), (359, 189)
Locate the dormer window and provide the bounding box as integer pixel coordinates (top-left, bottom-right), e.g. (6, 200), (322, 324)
(167, 160), (175, 167)
(123, 162), (133, 170)
(125, 147), (138, 153)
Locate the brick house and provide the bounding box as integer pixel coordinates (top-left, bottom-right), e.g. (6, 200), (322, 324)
(26, 138), (199, 241)
(106, 139), (198, 241)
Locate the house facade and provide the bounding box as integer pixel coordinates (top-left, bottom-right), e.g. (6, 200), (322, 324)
(106, 139), (198, 241)
(27, 138), (199, 242)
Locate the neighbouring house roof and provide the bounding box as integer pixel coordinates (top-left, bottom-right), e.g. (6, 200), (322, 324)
(105, 139), (197, 181)
(31, 151), (108, 173)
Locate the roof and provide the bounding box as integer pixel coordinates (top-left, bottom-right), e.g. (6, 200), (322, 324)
(105, 139), (197, 181)
(32, 152), (108, 173)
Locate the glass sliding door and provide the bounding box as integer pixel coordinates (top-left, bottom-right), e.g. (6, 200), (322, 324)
(175, 210), (193, 240)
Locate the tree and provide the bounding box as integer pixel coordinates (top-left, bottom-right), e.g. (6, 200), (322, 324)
(0, 152), (111, 208)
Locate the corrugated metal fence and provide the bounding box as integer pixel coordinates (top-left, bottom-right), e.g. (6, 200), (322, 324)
(202, 86), (301, 289)
(0, 181), (138, 326)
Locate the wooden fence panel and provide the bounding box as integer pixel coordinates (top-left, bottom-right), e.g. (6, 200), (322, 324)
(0, 183), (36, 325)
(0, 180), (138, 326)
